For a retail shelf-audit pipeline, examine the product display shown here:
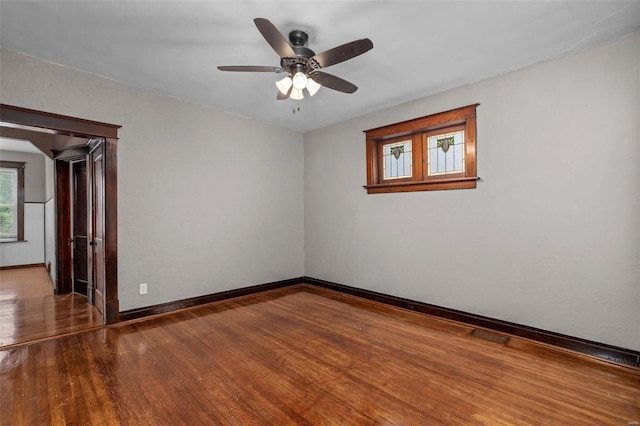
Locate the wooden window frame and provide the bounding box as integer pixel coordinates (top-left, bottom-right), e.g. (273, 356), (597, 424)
(364, 104), (479, 194)
(0, 161), (25, 241)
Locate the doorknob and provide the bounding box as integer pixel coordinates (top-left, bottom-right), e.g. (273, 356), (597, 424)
(68, 238), (74, 246)
(89, 241), (97, 246)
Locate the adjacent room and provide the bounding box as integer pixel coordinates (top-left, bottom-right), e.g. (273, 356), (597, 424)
(0, 1), (638, 424)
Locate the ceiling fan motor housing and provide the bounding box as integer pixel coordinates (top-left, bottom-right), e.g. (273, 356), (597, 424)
(279, 30), (319, 76)
(288, 30), (309, 47)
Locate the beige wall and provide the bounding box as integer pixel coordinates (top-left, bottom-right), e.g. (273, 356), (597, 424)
(304, 35), (640, 351)
(45, 156), (54, 201)
(0, 47), (305, 310)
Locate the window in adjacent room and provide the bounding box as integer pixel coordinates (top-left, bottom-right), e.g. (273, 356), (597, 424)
(364, 104), (478, 194)
(0, 161), (25, 241)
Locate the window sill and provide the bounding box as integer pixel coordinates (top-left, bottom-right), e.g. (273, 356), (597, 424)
(364, 176), (479, 194)
(0, 239), (28, 244)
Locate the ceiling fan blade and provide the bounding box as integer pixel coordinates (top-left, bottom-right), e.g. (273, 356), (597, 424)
(254, 18), (297, 58)
(311, 39), (373, 68)
(218, 66), (283, 73)
(309, 71), (358, 94)
(277, 86), (293, 100)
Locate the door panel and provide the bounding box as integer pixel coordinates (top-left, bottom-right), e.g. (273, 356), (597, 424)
(91, 145), (105, 316)
(72, 161), (89, 296)
(55, 161), (72, 294)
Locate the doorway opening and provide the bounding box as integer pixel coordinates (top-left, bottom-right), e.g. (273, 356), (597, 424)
(0, 104), (120, 331)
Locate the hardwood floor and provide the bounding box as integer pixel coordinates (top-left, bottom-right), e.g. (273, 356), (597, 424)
(0, 266), (102, 347)
(1, 284), (638, 425)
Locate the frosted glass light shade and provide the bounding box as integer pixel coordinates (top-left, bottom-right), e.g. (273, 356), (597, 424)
(290, 87), (304, 100)
(306, 78), (321, 96)
(276, 76), (292, 95)
(292, 72), (308, 90)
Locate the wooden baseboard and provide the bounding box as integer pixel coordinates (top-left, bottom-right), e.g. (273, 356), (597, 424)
(303, 277), (640, 368)
(117, 274), (639, 367)
(0, 263), (46, 271)
(119, 277), (304, 322)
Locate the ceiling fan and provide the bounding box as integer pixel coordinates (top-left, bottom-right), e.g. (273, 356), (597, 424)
(218, 18), (373, 100)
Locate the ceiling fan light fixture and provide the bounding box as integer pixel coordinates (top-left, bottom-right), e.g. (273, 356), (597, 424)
(292, 72), (308, 90)
(219, 19), (373, 101)
(290, 87), (304, 100)
(306, 78), (321, 96)
(276, 76), (293, 95)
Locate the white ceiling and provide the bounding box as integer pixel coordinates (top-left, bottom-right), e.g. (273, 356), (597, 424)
(1, 1), (639, 133)
(0, 137), (44, 155)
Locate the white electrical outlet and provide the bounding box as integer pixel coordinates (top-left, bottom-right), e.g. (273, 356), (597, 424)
(139, 283), (147, 295)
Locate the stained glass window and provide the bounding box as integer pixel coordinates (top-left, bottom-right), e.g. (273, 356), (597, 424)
(364, 104), (478, 193)
(427, 130), (465, 176)
(382, 140), (412, 180)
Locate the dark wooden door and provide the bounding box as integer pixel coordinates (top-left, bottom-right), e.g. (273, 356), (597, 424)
(55, 160), (72, 294)
(90, 145), (105, 316)
(71, 160), (89, 296)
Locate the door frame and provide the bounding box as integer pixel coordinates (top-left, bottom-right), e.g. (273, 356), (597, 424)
(1, 104), (121, 324)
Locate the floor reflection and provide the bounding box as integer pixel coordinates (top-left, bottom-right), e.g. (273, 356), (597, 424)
(0, 266), (102, 347)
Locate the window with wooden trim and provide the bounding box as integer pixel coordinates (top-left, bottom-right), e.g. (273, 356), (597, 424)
(0, 161), (25, 241)
(364, 104), (478, 194)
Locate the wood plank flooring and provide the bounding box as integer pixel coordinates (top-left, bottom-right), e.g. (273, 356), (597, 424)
(0, 266), (102, 347)
(1, 284), (638, 425)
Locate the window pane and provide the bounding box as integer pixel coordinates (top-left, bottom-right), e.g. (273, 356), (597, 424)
(0, 168), (17, 238)
(0, 206), (16, 238)
(383, 140), (412, 180)
(0, 169), (17, 204)
(427, 130), (465, 176)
